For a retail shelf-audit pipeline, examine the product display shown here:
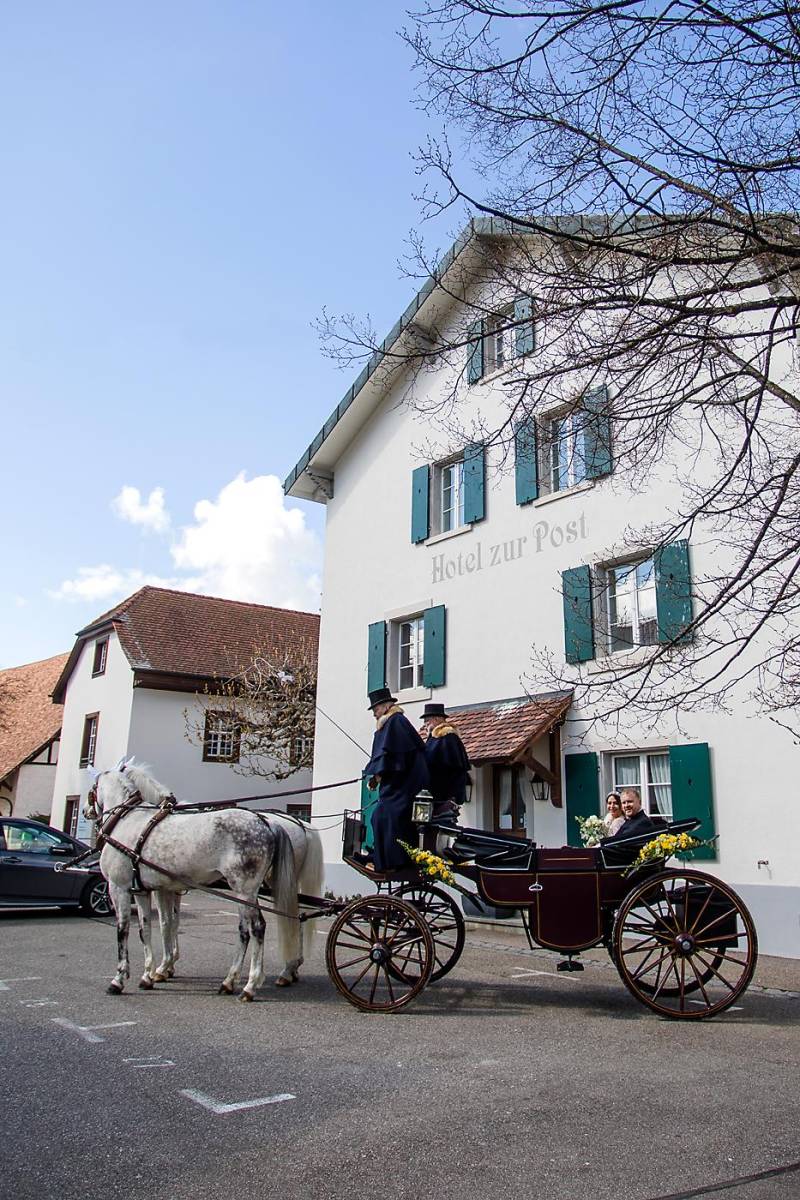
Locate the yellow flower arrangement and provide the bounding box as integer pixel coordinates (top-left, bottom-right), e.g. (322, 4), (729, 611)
(627, 831), (702, 874)
(398, 841), (456, 886)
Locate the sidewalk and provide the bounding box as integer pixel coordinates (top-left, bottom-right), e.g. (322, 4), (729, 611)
(463, 915), (800, 994)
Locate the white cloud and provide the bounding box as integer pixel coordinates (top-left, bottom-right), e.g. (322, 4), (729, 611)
(49, 565), (178, 604)
(112, 485), (170, 534)
(50, 474), (322, 614)
(171, 473), (321, 611)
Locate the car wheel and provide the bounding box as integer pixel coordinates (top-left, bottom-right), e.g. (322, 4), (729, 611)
(81, 878), (113, 918)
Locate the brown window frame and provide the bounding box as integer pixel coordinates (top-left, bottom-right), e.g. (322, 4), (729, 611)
(64, 796), (81, 837)
(79, 713), (99, 767)
(92, 638), (109, 677)
(202, 710), (241, 763)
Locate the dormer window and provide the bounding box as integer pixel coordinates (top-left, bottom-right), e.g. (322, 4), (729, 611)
(92, 638), (108, 677)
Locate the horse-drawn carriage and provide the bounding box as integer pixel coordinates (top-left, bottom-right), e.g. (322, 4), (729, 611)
(322, 803), (758, 1020)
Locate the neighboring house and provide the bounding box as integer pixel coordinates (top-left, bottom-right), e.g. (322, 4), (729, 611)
(0, 653), (68, 820)
(50, 587), (319, 841)
(284, 219), (800, 958)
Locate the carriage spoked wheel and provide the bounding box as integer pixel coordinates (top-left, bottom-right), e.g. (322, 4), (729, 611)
(613, 869), (758, 1019)
(391, 884), (466, 982)
(325, 895), (434, 1012)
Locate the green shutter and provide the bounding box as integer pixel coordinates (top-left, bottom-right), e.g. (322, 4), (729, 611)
(655, 541), (693, 644)
(583, 385), (613, 479)
(467, 320), (484, 384)
(367, 621), (386, 693)
(422, 604), (446, 688)
(463, 443), (485, 523)
(514, 419), (539, 505)
(562, 565), (594, 663)
(669, 743), (717, 860)
(411, 464), (430, 544)
(361, 775), (377, 853)
(565, 752), (600, 847)
(514, 296), (535, 357)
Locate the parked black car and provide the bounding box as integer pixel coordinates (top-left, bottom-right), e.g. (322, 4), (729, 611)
(0, 818), (111, 917)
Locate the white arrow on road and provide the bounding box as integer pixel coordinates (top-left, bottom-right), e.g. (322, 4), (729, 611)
(0, 977), (42, 991)
(180, 1089), (295, 1115)
(51, 1018), (138, 1043)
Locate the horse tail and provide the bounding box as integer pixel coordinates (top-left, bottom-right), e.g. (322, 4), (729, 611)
(297, 824), (325, 950)
(271, 824), (300, 966)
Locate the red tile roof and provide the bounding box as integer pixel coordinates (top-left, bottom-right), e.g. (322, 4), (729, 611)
(449, 693), (572, 763)
(0, 653), (68, 783)
(52, 587), (320, 702)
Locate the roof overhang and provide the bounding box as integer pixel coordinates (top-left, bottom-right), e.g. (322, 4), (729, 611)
(448, 691), (572, 765)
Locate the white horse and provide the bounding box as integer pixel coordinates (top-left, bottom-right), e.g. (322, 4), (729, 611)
(85, 762), (320, 1002)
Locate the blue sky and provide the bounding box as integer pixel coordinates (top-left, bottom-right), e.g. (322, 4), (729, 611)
(1, 3), (463, 667)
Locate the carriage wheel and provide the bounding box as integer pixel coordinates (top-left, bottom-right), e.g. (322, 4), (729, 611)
(612, 869), (757, 1019)
(392, 884), (466, 982)
(326, 896), (434, 1012)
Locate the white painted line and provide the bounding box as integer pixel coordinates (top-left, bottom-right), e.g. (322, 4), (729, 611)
(51, 1018), (138, 1044)
(124, 1056), (175, 1068)
(688, 999), (743, 1011)
(0, 976), (42, 991)
(19, 998), (59, 1007)
(180, 1089), (295, 1115)
(511, 969), (580, 981)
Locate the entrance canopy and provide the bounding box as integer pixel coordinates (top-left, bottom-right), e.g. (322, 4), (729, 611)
(447, 692), (572, 765)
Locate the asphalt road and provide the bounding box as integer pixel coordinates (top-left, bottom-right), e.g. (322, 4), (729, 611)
(1, 895), (798, 1200)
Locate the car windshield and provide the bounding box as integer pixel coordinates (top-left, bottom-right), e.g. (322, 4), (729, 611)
(3, 825), (71, 854)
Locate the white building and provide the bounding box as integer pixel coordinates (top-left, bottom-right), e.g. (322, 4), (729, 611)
(50, 586), (319, 841)
(284, 220), (800, 958)
(0, 653), (67, 820)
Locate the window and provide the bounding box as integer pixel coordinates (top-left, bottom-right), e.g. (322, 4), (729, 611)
(485, 305), (514, 373)
(289, 735), (313, 767)
(3, 822), (72, 854)
(612, 751), (672, 818)
(398, 615), (425, 691)
(548, 410), (587, 492)
(64, 796), (80, 837)
(606, 557), (658, 652)
(471, 297), (534, 381)
(435, 459), (465, 533)
(287, 802), (312, 823)
(79, 714), (99, 767)
(202, 712), (241, 762)
(92, 638), (108, 676)
(493, 765), (527, 834)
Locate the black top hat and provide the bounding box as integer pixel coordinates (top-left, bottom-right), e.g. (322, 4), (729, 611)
(368, 686), (397, 710)
(421, 702), (447, 720)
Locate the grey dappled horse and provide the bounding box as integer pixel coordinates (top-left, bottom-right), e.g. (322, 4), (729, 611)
(85, 762), (322, 1002)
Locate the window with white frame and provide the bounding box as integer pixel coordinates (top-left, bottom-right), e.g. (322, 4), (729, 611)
(548, 409), (588, 493)
(397, 615), (425, 691)
(289, 734), (313, 767)
(434, 459), (465, 534)
(203, 711), (241, 762)
(612, 751), (672, 818)
(606, 556), (658, 652)
(485, 304), (516, 373)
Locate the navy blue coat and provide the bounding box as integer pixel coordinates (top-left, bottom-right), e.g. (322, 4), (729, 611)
(424, 726), (470, 808)
(364, 711), (429, 871)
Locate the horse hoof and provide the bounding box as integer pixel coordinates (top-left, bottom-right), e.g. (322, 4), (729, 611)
(107, 982), (123, 995)
(238, 990), (255, 1003)
(138, 976), (155, 990)
(218, 982), (235, 995)
(275, 976), (291, 988)
(151, 972), (166, 983)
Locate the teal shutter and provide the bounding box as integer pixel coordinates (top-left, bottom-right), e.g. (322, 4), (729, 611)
(514, 296), (535, 357)
(565, 752), (600, 847)
(367, 621), (387, 693)
(361, 776), (377, 853)
(411, 464), (430, 544)
(562, 565), (594, 663)
(467, 320), (484, 384)
(583, 385), (613, 479)
(463, 443), (486, 523)
(514, 419), (538, 505)
(655, 541), (693, 644)
(422, 604), (446, 688)
(669, 743), (716, 860)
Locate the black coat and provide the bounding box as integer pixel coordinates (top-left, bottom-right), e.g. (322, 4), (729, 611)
(424, 726), (471, 807)
(610, 808), (656, 840)
(364, 710), (429, 871)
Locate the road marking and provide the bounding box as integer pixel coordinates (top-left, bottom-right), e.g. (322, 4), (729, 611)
(51, 1018), (138, 1044)
(0, 976), (42, 991)
(20, 998), (59, 1007)
(124, 1056), (175, 1068)
(687, 999), (743, 1011)
(511, 969), (580, 981)
(180, 1089), (295, 1115)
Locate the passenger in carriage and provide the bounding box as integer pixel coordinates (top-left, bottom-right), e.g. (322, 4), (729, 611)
(420, 703), (470, 826)
(363, 687), (430, 872)
(608, 787), (655, 840)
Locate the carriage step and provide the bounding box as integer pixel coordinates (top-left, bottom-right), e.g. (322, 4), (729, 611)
(556, 959), (584, 972)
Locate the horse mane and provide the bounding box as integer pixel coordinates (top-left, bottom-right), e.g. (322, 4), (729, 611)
(121, 761), (173, 806)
